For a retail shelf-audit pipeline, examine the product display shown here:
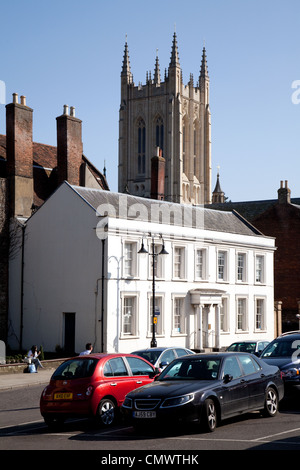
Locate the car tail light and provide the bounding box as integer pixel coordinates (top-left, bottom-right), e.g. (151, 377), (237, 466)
(41, 386), (52, 400)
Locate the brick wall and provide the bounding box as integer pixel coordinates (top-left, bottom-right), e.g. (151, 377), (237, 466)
(253, 203), (300, 330)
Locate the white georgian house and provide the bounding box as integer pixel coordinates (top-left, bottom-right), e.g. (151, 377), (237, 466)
(8, 182), (276, 354)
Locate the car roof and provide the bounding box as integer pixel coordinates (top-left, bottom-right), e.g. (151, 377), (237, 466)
(276, 333), (300, 340)
(229, 340), (266, 344)
(69, 353), (146, 360)
(180, 352), (244, 359)
(132, 347), (189, 353)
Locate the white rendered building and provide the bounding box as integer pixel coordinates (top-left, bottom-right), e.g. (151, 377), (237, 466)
(8, 182), (276, 354)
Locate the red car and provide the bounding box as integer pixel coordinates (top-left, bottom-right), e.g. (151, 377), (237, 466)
(40, 353), (158, 428)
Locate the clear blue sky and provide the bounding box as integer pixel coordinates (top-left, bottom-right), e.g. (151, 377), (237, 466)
(1, 0), (300, 202)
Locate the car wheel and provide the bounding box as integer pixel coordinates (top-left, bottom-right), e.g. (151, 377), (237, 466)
(201, 399), (217, 432)
(97, 398), (116, 426)
(263, 387), (278, 417)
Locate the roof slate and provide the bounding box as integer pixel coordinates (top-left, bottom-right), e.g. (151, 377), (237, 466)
(71, 185), (265, 237)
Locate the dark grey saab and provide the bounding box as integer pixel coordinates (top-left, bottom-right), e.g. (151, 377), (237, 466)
(121, 352), (284, 432)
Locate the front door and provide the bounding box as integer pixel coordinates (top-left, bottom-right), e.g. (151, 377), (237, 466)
(64, 312), (76, 354)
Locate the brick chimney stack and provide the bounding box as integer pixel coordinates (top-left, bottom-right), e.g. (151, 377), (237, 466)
(278, 180), (291, 204)
(56, 105), (83, 186)
(151, 147), (165, 200)
(6, 93), (33, 217)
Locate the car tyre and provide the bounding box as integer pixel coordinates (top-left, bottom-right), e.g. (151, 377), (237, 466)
(97, 398), (116, 426)
(201, 398), (217, 432)
(262, 387), (278, 417)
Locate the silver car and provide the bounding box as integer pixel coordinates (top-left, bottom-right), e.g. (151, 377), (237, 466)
(226, 340), (270, 356)
(131, 347), (195, 370)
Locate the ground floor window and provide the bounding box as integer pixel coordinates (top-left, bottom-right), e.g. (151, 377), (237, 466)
(148, 295), (164, 336)
(255, 297), (266, 330)
(172, 297), (186, 335)
(236, 297), (248, 331)
(121, 295), (138, 336)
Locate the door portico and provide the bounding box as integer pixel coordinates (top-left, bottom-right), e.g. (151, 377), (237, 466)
(190, 289), (225, 351)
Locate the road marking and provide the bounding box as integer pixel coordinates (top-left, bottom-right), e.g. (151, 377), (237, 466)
(252, 427), (300, 442)
(0, 419), (44, 431)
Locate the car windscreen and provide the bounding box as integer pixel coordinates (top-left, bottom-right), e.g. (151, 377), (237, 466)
(52, 358), (98, 379)
(227, 342), (256, 353)
(261, 339), (300, 358)
(158, 357), (221, 381)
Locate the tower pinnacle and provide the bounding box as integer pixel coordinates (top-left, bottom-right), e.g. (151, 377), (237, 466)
(121, 40), (133, 83)
(169, 32), (180, 68)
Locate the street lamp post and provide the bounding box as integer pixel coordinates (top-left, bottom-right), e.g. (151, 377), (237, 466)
(138, 236), (168, 348)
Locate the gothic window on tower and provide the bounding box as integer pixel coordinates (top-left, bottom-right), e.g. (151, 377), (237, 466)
(155, 117), (164, 156)
(137, 118), (146, 175)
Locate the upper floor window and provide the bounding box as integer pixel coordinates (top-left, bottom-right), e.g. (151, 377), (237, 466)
(218, 250), (228, 281)
(149, 244), (164, 279)
(174, 246), (186, 279)
(137, 118), (146, 175)
(255, 255), (265, 283)
(237, 252), (246, 282)
(123, 241), (137, 278)
(195, 248), (206, 280)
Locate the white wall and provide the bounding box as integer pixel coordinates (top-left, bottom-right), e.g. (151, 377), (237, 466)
(8, 184), (276, 354)
(9, 184), (104, 353)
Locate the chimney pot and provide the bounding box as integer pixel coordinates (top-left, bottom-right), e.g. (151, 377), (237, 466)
(278, 180), (291, 204)
(63, 104), (69, 115)
(12, 93), (18, 104)
(70, 106), (75, 117)
(20, 95), (26, 106)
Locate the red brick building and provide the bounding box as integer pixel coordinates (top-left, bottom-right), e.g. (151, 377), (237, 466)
(0, 94), (109, 343)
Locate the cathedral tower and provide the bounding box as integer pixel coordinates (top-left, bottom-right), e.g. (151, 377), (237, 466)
(118, 33), (211, 204)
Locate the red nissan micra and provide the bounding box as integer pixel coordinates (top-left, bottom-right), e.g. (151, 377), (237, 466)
(40, 353), (158, 428)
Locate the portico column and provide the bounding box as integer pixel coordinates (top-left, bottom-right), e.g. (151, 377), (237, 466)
(198, 305), (203, 351)
(215, 304), (221, 350)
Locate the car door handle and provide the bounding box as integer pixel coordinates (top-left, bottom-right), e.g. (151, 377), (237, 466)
(110, 383), (117, 386)
(136, 380), (143, 384)
(260, 374), (265, 378)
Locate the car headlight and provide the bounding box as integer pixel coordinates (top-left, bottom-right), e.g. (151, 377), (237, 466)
(122, 397), (133, 409)
(161, 394), (194, 408)
(281, 368), (300, 378)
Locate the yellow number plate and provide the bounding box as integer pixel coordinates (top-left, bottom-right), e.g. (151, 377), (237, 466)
(54, 392), (73, 400)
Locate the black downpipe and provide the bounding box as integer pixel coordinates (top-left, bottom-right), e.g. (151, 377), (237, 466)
(101, 238), (105, 352)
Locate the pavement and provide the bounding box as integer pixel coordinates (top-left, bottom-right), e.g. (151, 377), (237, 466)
(0, 368), (54, 391)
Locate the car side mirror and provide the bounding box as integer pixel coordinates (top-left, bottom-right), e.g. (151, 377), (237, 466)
(149, 368), (160, 379)
(223, 374), (233, 384)
(160, 361), (169, 368)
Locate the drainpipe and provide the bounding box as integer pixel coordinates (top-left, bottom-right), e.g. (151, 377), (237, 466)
(101, 238), (105, 352)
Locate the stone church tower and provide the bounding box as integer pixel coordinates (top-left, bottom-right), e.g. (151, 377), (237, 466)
(118, 33), (211, 204)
